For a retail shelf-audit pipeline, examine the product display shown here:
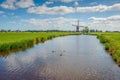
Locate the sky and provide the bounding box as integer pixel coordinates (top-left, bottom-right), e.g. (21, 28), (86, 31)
(0, 0), (120, 31)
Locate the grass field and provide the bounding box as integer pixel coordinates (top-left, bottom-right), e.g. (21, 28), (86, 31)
(0, 32), (81, 55)
(91, 32), (120, 66)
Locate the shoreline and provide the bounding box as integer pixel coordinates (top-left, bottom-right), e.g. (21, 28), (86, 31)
(90, 32), (120, 66)
(0, 32), (81, 57)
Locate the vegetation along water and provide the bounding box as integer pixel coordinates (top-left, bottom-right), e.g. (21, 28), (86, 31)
(91, 32), (120, 66)
(0, 32), (80, 55)
(1, 32), (120, 66)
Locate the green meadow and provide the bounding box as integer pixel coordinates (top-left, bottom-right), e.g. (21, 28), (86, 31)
(91, 32), (120, 66)
(0, 32), (80, 54)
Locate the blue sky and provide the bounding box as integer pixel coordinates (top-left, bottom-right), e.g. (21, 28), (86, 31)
(0, 0), (120, 31)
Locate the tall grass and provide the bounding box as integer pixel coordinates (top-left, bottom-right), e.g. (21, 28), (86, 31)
(91, 32), (120, 66)
(0, 32), (80, 55)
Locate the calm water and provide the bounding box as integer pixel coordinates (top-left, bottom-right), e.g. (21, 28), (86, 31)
(0, 35), (120, 80)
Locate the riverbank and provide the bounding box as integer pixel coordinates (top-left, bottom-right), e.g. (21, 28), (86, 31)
(0, 35), (120, 80)
(0, 32), (81, 55)
(90, 32), (120, 66)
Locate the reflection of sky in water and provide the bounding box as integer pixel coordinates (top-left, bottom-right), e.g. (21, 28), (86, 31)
(0, 35), (120, 80)
(3, 39), (64, 72)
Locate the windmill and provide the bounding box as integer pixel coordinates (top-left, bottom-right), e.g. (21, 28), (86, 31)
(72, 20), (84, 32)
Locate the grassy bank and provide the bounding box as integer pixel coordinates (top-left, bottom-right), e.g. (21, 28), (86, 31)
(91, 32), (120, 66)
(0, 32), (81, 55)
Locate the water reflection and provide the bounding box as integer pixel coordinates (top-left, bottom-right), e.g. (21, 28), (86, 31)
(0, 45), (33, 57)
(0, 35), (120, 80)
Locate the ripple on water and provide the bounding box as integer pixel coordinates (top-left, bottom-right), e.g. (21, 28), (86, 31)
(0, 35), (120, 80)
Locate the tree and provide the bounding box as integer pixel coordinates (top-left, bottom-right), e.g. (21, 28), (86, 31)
(83, 26), (89, 34)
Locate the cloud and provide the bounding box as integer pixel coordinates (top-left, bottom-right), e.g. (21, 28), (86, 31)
(27, 5), (74, 15)
(77, 5), (108, 12)
(1, 0), (34, 9)
(45, 1), (54, 5)
(60, 0), (74, 3)
(22, 17), (75, 26)
(89, 15), (120, 31)
(109, 3), (120, 10)
(107, 15), (120, 21)
(74, 1), (79, 6)
(89, 15), (120, 21)
(27, 3), (120, 15)
(0, 11), (5, 14)
(21, 17), (86, 30)
(89, 2), (97, 5)
(89, 17), (106, 21)
(15, 0), (34, 8)
(1, 0), (17, 10)
(50, 0), (75, 3)
(77, 3), (120, 12)
(1, 0), (120, 14)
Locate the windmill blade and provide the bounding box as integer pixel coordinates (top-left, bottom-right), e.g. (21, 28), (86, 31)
(79, 26), (84, 27)
(72, 19), (85, 32)
(72, 24), (77, 26)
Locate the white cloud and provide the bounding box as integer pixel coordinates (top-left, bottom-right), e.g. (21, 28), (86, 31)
(109, 3), (120, 10)
(77, 3), (120, 12)
(60, 0), (74, 3)
(45, 1), (54, 5)
(77, 5), (108, 12)
(89, 15), (120, 31)
(1, 0), (17, 10)
(107, 15), (120, 21)
(0, 11), (5, 14)
(74, 1), (79, 6)
(89, 17), (106, 21)
(15, 0), (34, 8)
(27, 3), (120, 15)
(89, 15), (120, 21)
(50, 0), (75, 3)
(1, 0), (34, 9)
(1, 0), (120, 14)
(27, 5), (74, 15)
(21, 17), (86, 30)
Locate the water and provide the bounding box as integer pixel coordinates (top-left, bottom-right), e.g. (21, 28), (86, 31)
(0, 35), (120, 80)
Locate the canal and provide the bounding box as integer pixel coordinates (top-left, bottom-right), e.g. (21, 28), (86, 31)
(0, 35), (120, 80)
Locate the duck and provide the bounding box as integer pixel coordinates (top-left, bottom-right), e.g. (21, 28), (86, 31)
(60, 53), (62, 56)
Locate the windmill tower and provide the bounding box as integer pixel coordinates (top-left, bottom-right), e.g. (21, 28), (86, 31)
(72, 20), (84, 32)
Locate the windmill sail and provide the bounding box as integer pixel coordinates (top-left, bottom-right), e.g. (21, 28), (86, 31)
(72, 20), (84, 32)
